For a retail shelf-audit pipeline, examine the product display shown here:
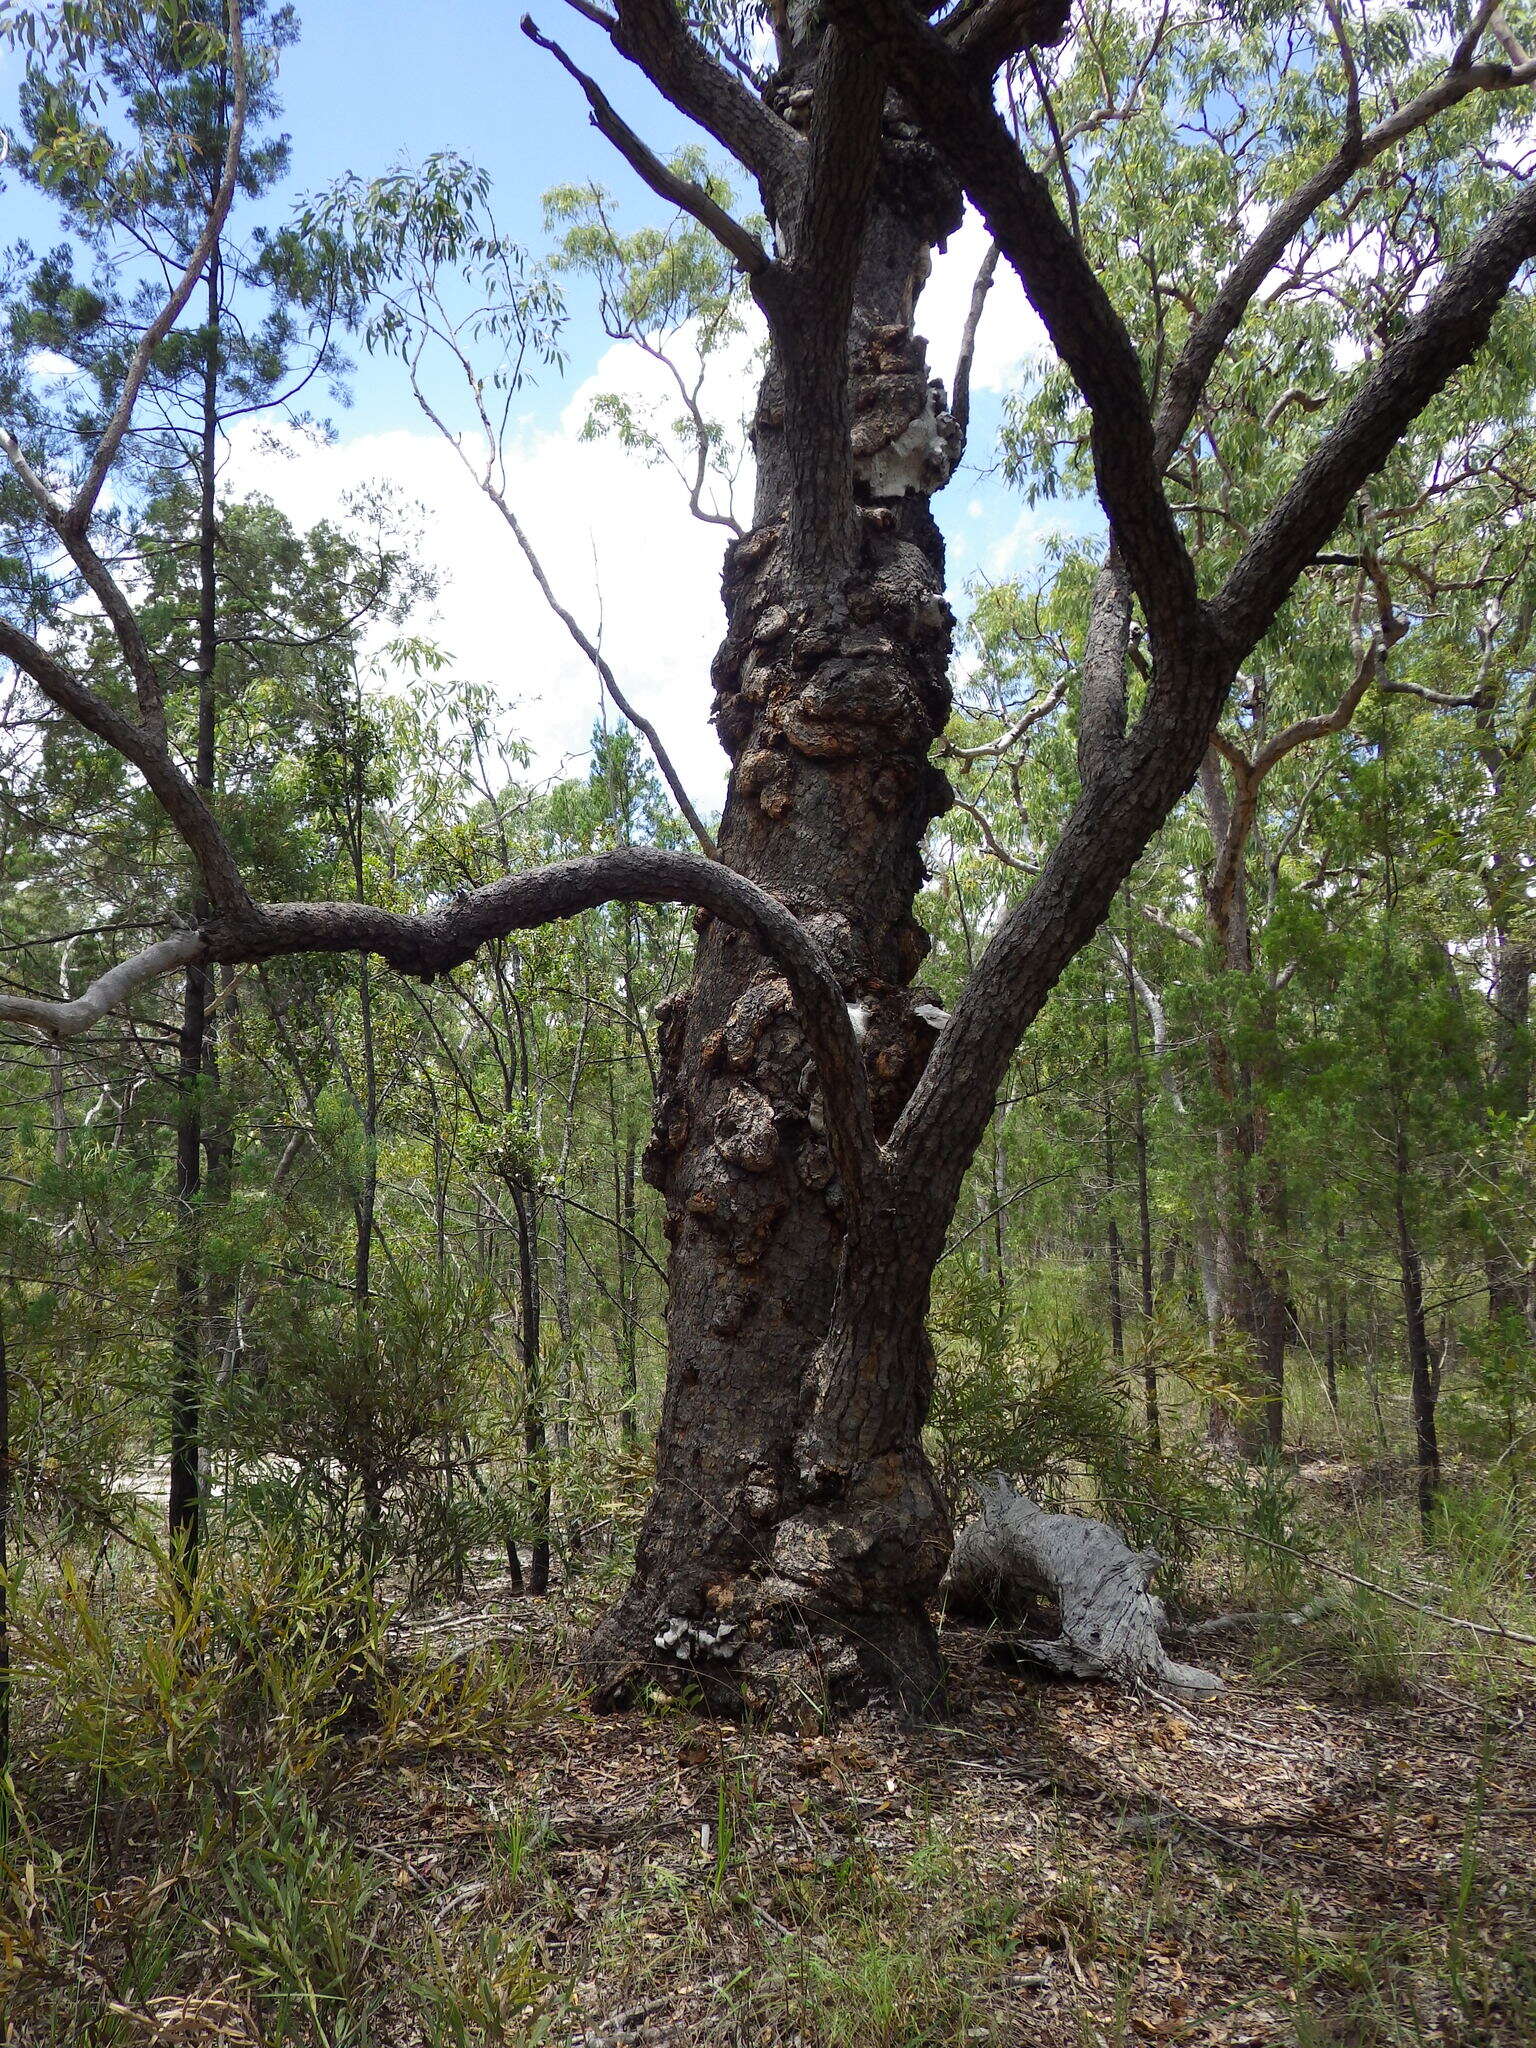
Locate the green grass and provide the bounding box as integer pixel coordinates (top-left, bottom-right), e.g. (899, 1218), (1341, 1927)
(5, 1343), (1536, 2046)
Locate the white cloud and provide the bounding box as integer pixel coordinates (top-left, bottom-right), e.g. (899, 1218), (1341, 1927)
(226, 336), (748, 812)
(919, 207), (1047, 398)
(219, 223), (1044, 820)
(27, 348), (79, 380)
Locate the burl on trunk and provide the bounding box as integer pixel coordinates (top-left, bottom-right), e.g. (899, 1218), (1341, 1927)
(585, 76), (967, 1714)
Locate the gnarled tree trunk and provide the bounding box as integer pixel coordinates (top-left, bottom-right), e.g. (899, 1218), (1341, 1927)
(586, 44), (965, 1713)
(13, 0), (1533, 1732)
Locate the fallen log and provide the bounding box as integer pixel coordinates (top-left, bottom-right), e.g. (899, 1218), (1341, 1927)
(943, 1474), (1222, 1697)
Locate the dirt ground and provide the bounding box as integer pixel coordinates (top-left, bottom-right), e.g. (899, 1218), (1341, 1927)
(324, 1592), (1536, 2047)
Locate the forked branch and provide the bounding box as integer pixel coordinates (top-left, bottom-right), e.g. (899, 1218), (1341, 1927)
(522, 18), (770, 276)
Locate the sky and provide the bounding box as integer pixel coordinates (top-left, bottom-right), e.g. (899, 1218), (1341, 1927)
(0, 2), (1079, 811)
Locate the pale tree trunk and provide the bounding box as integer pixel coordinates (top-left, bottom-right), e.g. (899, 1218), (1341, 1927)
(1101, 976), (1126, 1365)
(511, 1180), (551, 1594)
(1198, 752), (1287, 1456)
(1121, 912), (1160, 1447)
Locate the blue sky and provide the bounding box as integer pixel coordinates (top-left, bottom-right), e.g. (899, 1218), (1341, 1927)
(1, 3), (1085, 805)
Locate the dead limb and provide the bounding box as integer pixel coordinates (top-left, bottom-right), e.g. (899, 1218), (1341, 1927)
(944, 1473), (1223, 1697)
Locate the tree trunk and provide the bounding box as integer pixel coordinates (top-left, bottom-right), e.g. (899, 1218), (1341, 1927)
(1197, 752), (1290, 1457)
(583, 84), (963, 1713)
(1394, 1124), (1441, 1533)
(1323, 1274), (1339, 1412)
(169, 961), (207, 1565)
(1102, 985), (1125, 1365)
(0, 1296), (10, 1785)
(614, 1124), (640, 1445)
(1122, 917), (1159, 1447)
(512, 1181), (551, 1595)
(945, 1476), (1221, 1696)
(168, 246), (224, 1569)
(1485, 935), (1531, 1328)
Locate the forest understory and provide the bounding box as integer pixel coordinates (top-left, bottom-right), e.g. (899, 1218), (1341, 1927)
(5, 0), (1536, 2042)
(5, 1369), (1536, 2048)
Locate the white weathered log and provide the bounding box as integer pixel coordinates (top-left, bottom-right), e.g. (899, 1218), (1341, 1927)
(944, 1474), (1222, 1697)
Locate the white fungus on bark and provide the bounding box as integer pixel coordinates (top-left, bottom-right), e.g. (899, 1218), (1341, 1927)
(653, 1616), (743, 1663)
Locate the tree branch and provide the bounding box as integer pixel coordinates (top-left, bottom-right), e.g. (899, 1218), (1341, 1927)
(943, 674), (1064, 760)
(66, 1), (248, 534)
(609, 0), (800, 208)
(0, 619), (251, 916)
(0, 848), (878, 1214)
(1153, 14), (1536, 468)
(943, 0), (1074, 72)
(1380, 679), (1483, 709)
(0, 935), (204, 1040)
(523, 18), (770, 275)
(1076, 552), (1131, 785)
(406, 366), (720, 858)
(1248, 635), (1381, 782)
(0, 425), (170, 729)
(1211, 177), (1536, 660)
(950, 236), (1000, 447)
(774, 23), (891, 582)
(950, 790), (1039, 871)
(221, 851), (874, 1210)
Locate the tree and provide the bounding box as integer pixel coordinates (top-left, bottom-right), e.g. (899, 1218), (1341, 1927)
(4, 0), (1536, 1712)
(3, 0), (345, 1564)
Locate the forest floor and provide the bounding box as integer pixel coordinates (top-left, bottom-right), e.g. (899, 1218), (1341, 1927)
(313, 1587), (1535, 2048)
(7, 1465), (1536, 2046)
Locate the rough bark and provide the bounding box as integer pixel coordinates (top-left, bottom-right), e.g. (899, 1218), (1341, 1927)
(583, 29), (965, 1715)
(945, 1475), (1222, 1696)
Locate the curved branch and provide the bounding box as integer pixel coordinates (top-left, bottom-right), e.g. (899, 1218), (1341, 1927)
(1, 850), (880, 1205)
(609, 0), (800, 208)
(523, 17), (770, 275)
(0, 934), (204, 1040)
(56, 851), (870, 1211)
(0, 619), (251, 917)
(943, 674), (1064, 760)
